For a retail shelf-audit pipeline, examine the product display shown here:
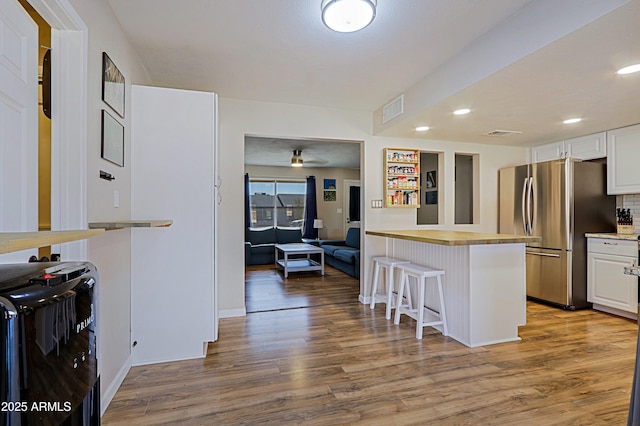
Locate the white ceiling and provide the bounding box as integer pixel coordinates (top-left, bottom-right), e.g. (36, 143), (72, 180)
(107, 0), (640, 166)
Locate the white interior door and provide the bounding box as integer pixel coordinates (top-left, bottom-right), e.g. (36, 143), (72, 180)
(0, 0), (38, 263)
(131, 85), (217, 365)
(343, 179), (361, 232)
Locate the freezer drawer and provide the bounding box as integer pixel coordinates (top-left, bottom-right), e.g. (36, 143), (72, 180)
(526, 248), (571, 307)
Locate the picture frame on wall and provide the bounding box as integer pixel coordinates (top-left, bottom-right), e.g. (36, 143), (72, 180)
(101, 110), (124, 167)
(323, 190), (336, 202)
(102, 52), (125, 118)
(324, 179), (336, 190)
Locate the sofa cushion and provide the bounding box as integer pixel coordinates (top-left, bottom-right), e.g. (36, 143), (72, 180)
(333, 249), (358, 264)
(320, 245), (343, 256)
(276, 227), (302, 244)
(345, 227), (360, 249)
(251, 245), (275, 256)
(247, 227), (276, 245)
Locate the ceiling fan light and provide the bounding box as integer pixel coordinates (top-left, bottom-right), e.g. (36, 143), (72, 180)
(321, 0), (376, 33)
(291, 149), (304, 167)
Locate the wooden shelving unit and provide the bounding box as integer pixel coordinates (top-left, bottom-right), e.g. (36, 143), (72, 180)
(383, 147), (420, 208)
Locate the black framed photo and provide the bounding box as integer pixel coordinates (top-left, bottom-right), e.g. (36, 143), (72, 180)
(101, 110), (124, 167)
(102, 52), (125, 118)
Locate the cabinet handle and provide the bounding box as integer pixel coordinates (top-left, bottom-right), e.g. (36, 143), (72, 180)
(603, 242), (618, 245)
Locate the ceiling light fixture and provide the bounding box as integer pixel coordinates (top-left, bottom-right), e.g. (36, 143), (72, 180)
(453, 108), (471, 116)
(563, 118), (582, 124)
(415, 126), (430, 132)
(291, 149), (304, 167)
(321, 0), (377, 33)
(617, 64), (640, 75)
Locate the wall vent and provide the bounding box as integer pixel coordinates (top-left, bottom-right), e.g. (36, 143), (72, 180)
(382, 95), (404, 124)
(484, 129), (523, 137)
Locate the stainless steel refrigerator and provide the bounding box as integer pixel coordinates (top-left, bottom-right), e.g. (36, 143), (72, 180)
(499, 158), (616, 309)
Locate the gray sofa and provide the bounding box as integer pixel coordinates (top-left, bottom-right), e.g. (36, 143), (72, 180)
(245, 227), (302, 265)
(318, 227), (360, 279)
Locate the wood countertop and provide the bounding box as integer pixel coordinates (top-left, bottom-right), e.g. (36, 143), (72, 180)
(585, 232), (640, 241)
(88, 220), (173, 230)
(365, 229), (541, 246)
(0, 229), (105, 254)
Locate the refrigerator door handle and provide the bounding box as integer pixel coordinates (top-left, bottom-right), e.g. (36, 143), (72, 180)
(526, 251), (560, 258)
(528, 176), (535, 235)
(522, 177), (529, 234)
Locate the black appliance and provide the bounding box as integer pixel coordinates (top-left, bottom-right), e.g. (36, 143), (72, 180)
(0, 262), (99, 426)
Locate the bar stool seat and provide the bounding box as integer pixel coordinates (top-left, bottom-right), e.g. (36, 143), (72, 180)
(369, 256), (410, 319)
(394, 263), (448, 339)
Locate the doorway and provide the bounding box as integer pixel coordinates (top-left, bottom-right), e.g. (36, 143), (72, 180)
(244, 136), (363, 313)
(343, 179), (361, 232)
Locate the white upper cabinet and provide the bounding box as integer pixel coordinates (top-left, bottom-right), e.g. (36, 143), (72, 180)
(607, 124), (640, 194)
(530, 132), (606, 163)
(565, 132), (606, 160)
(530, 141), (565, 163)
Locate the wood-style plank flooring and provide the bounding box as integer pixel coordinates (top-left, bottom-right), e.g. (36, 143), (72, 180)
(103, 265), (638, 425)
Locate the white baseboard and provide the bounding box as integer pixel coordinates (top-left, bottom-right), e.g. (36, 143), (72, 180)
(219, 308), (246, 318)
(359, 294), (370, 304)
(101, 354), (132, 416)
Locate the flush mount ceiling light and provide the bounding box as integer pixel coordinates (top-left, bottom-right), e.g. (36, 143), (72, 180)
(453, 108), (471, 116)
(291, 149), (304, 167)
(415, 126), (430, 132)
(321, 0), (377, 33)
(617, 64), (640, 75)
(563, 117), (582, 124)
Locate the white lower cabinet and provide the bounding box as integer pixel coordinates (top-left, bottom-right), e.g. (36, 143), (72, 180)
(587, 238), (638, 318)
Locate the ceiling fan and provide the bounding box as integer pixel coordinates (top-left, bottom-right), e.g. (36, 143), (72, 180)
(290, 149), (328, 167)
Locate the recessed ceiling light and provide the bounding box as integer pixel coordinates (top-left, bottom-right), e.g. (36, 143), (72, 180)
(617, 64), (640, 75)
(415, 126), (430, 132)
(453, 108), (471, 116)
(563, 118), (582, 124)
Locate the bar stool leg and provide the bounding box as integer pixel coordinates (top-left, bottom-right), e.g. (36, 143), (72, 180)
(394, 269), (407, 325)
(416, 276), (426, 339)
(384, 265), (394, 320)
(369, 260), (380, 310)
(437, 274), (448, 336)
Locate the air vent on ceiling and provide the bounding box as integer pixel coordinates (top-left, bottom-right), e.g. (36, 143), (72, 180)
(484, 129), (523, 137)
(382, 94), (404, 124)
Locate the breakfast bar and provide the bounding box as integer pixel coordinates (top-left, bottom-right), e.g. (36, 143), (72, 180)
(366, 230), (541, 347)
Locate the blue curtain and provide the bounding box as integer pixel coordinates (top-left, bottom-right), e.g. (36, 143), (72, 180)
(245, 173), (252, 228)
(302, 176), (318, 239)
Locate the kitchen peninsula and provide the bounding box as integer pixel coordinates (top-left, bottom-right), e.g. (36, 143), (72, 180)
(366, 230), (541, 347)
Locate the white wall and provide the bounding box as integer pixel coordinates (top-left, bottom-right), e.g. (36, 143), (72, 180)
(68, 0), (151, 409)
(219, 98), (528, 316)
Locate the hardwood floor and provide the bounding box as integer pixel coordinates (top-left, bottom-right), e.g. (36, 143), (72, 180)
(103, 267), (638, 425)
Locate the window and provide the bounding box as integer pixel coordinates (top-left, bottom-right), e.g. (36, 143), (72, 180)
(249, 179), (306, 228)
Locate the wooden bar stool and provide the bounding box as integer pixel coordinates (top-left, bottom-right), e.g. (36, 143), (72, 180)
(369, 256), (410, 319)
(394, 263), (448, 339)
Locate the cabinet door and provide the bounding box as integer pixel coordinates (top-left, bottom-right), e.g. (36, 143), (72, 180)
(565, 132), (606, 160)
(607, 124), (640, 194)
(530, 141), (565, 163)
(587, 251), (638, 313)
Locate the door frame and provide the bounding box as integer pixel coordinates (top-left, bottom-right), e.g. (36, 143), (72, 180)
(27, 0), (88, 260)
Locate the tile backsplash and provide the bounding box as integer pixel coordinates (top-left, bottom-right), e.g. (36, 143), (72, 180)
(619, 195), (640, 233)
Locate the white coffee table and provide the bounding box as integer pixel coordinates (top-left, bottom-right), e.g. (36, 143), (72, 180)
(275, 243), (324, 278)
